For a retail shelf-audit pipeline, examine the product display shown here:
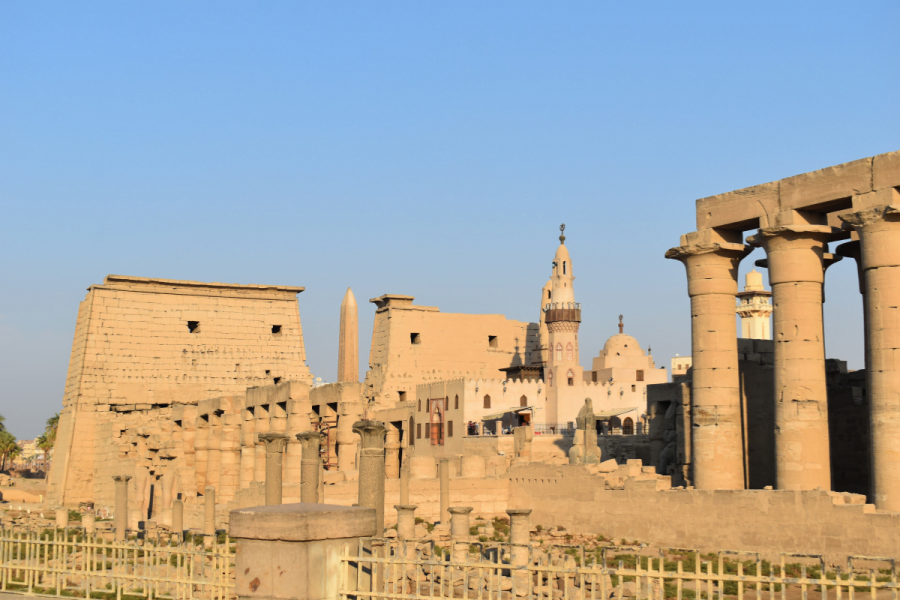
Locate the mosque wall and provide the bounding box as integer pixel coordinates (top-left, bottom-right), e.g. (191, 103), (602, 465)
(47, 275), (313, 508)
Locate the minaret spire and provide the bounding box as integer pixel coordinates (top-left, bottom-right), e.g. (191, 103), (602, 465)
(337, 287), (359, 382)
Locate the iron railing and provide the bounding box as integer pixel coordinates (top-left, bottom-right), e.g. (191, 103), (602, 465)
(0, 527), (234, 600)
(340, 538), (900, 600)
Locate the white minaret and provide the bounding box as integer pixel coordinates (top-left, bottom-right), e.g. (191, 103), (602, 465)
(544, 224), (583, 422)
(736, 269), (773, 339)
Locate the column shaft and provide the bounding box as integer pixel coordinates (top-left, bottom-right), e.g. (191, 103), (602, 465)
(353, 420), (387, 534)
(843, 204), (900, 510)
(751, 226), (834, 491)
(113, 475), (131, 542)
(666, 239), (750, 489)
(439, 459), (450, 524)
(259, 433), (288, 506)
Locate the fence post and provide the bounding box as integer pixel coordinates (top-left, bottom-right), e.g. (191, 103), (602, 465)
(230, 503), (376, 600)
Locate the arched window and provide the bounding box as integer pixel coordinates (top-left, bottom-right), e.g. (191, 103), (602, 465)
(556, 343), (563, 361)
(563, 261), (566, 275)
(483, 395), (491, 409)
(566, 342), (573, 361)
(409, 417), (415, 442)
(623, 417), (634, 435)
(417, 399), (421, 412)
(520, 395), (527, 407)
(567, 370), (574, 386)
(454, 394), (459, 410)
(548, 370), (553, 387)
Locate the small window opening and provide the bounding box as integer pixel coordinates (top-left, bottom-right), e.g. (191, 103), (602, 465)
(591, 372), (597, 383)
(444, 397), (449, 411)
(274, 377), (282, 384)
(563, 261), (566, 274)
(631, 385), (636, 392)
(265, 370), (271, 375)
(568, 377), (574, 386)
(187, 321), (200, 333)
(447, 421), (454, 438)
(410, 333), (421, 344)
(271, 325), (282, 335)
(417, 398), (421, 411)
(636, 370), (644, 381)
(520, 395), (527, 407)
(454, 395), (459, 410)
(488, 335), (498, 348)
(425, 423), (431, 438)
(417, 423), (422, 439)
(399, 391), (407, 403)
(483, 395), (491, 409)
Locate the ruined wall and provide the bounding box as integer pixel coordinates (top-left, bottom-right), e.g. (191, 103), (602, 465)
(510, 472), (899, 563)
(648, 341), (870, 494)
(363, 295), (539, 407)
(48, 275), (313, 508)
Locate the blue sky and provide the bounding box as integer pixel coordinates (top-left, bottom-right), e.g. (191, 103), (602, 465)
(1, 2), (897, 438)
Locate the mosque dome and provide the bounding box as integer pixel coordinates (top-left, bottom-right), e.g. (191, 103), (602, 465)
(602, 333), (644, 357)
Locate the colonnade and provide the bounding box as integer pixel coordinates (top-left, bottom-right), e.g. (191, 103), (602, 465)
(668, 193), (900, 511)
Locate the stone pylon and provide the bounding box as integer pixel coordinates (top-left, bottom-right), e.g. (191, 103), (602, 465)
(338, 288), (359, 383)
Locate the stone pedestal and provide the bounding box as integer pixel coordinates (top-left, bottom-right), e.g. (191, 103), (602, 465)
(353, 420), (387, 534)
(259, 433), (289, 506)
(749, 224), (836, 491)
(666, 233), (751, 490)
(55, 507), (69, 529)
(297, 431), (323, 504)
(843, 203), (900, 510)
(506, 509), (532, 567)
(113, 475), (132, 541)
(82, 514), (96, 534)
(395, 505), (417, 540)
(229, 503), (376, 600)
(448, 507), (473, 563)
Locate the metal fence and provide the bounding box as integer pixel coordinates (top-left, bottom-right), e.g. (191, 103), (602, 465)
(0, 527), (234, 600)
(340, 538), (900, 600)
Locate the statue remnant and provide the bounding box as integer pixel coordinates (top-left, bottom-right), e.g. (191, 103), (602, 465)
(569, 398), (601, 465)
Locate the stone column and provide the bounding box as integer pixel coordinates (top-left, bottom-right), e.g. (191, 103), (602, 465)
(666, 230), (751, 489)
(337, 403), (362, 471)
(229, 504), (376, 600)
(204, 486), (216, 536)
(842, 202), (900, 510)
(297, 431), (323, 503)
(286, 399), (313, 486)
(506, 509), (532, 567)
(448, 506), (473, 563)
(205, 414), (223, 493)
(254, 407), (271, 483)
(240, 407), (257, 490)
(399, 460), (410, 505)
(749, 222), (837, 491)
(172, 498), (184, 534)
(82, 514), (96, 535)
(219, 415), (241, 502)
(194, 417), (210, 495)
(384, 423), (401, 479)
(258, 433), (289, 506)
(353, 420), (387, 534)
(55, 507), (69, 529)
(395, 505), (417, 540)
(178, 406), (199, 499)
(113, 475), (132, 541)
(439, 459), (450, 525)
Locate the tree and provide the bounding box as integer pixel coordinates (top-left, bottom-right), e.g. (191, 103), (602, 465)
(0, 431), (20, 472)
(36, 413), (59, 454)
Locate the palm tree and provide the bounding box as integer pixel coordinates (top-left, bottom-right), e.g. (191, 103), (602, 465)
(0, 431), (19, 472)
(44, 413), (59, 448)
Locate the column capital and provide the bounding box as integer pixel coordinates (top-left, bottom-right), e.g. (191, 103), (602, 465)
(748, 225), (841, 286)
(352, 420), (387, 451)
(746, 224), (841, 247)
(394, 504), (418, 512)
(841, 205), (900, 271)
(296, 431), (322, 458)
(448, 506), (473, 515)
(666, 239), (752, 297)
(112, 475), (133, 483)
(505, 508), (532, 517)
(258, 433), (289, 453)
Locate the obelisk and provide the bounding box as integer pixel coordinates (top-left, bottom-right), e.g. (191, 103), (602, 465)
(338, 287), (359, 382)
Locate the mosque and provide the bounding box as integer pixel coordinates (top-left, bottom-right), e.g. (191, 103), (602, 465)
(378, 226), (668, 461)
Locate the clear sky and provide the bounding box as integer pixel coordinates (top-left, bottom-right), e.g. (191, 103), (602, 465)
(1, 2), (898, 439)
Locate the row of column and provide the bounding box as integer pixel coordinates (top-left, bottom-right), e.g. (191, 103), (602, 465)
(667, 199), (900, 511)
